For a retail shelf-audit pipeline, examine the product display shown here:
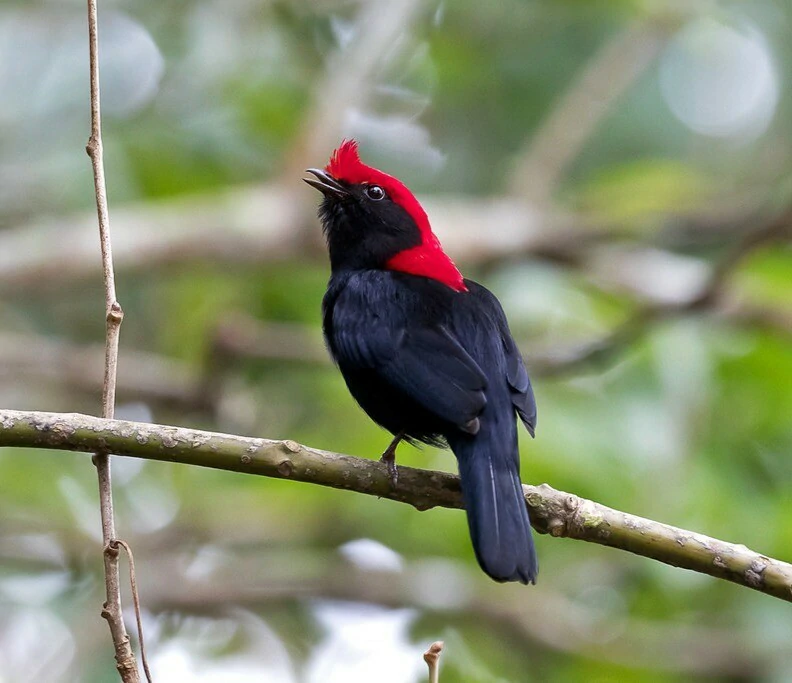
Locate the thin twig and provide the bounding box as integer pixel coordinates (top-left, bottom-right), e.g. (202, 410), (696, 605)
(703, 205), (792, 299)
(85, 1), (140, 680)
(423, 641), (444, 683)
(0, 409), (790, 602)
(114, 540), (153, 683)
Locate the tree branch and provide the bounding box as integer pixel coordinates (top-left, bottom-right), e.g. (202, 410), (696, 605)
(84, 0), (140, 679)
(1, 409), (790, 602)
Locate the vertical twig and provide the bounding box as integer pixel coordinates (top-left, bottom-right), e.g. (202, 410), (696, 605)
(85, 1), (140, 681)
(424, 641), (444, 683)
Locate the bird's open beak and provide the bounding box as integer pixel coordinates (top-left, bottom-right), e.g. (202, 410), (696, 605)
(303, 169), (349, 198)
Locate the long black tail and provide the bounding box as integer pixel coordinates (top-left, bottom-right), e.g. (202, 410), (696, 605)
(450, 429), (537, 584)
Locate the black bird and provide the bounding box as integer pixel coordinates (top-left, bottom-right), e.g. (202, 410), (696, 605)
(304, 140), (538, 584)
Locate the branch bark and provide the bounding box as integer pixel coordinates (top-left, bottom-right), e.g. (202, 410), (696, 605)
(1, 409), (790, 603)
(84, 1), (140, 680)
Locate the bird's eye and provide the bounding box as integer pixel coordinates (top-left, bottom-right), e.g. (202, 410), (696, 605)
(365, 185), (385, 201)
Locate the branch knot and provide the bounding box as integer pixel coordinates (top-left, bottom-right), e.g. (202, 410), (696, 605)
(108, 302), (124, 324)
(86, 134), (100, 158)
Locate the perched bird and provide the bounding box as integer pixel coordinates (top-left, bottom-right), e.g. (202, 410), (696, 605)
(304, 140), (538, 584)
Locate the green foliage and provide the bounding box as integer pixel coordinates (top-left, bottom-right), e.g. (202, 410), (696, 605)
(575, 159), (711, 225)
(1, 0), (791, 680)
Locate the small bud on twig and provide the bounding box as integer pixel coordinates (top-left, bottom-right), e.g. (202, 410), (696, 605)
(424, 641), (444, 683)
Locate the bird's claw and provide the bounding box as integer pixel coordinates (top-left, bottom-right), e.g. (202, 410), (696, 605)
(380, 450), (399, 488)
(379, 431), (404, 489)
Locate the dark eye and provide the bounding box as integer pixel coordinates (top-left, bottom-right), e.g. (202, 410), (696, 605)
(365, 185), (385, 201)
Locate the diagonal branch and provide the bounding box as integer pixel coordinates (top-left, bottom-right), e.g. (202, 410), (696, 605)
(508, 16), (675, 203)
(536, 206), (792, 376)
(1, 409), (790, 602)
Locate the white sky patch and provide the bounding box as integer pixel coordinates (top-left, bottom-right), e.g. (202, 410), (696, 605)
(410, 559), (474, 610)
(58, 475), (102, 542)
(660, 18), (778, 140)
(588, 246), (711, 306)
(0, 9), (164, 121)
(343, 109), (447, 173)
(307, 602), (425, 683)
(99, 12), (165, 116)
(123, 478), (181, 533)
(0, 572), (71, 606)
(0, 608), (75, 683)
(339, 538), (404, 572)
(149, 611), (297, 683)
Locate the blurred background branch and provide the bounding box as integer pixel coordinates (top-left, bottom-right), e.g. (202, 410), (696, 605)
(4, 201), (789, 413)
(508, 12), (678, 204)
(0, 189), (775, 290)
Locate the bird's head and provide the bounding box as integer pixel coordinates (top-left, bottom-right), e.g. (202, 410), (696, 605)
(304, 140), (466, 292)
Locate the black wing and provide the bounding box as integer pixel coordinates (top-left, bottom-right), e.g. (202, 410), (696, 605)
(503, 332), (537, 436)
(463, 281), (537, 436)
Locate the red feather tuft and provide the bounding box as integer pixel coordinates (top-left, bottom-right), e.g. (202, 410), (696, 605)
(326, 140), (467, 292)
(326, 139), (364, 181)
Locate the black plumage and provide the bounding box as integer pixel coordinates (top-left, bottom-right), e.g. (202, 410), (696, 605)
(305, 143), (538, 584)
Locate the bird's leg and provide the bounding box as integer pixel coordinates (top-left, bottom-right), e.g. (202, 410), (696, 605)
(380, 431), (404, 488)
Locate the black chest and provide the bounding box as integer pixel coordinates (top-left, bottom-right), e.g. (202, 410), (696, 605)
(322, 270), (460, 444)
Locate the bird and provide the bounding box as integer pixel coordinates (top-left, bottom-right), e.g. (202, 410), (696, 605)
(304, 140), (538, 584)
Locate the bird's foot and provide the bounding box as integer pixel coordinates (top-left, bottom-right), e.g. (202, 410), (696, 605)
(380, 432), (404, 489)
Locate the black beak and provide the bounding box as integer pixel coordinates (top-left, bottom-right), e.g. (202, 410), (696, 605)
(303, 168), (349, 199)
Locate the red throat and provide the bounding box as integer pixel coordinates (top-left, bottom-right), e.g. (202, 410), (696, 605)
(326, 140), (467, 292)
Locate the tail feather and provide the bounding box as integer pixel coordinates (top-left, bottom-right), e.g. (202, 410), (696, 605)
(451, 431), (537, 584)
